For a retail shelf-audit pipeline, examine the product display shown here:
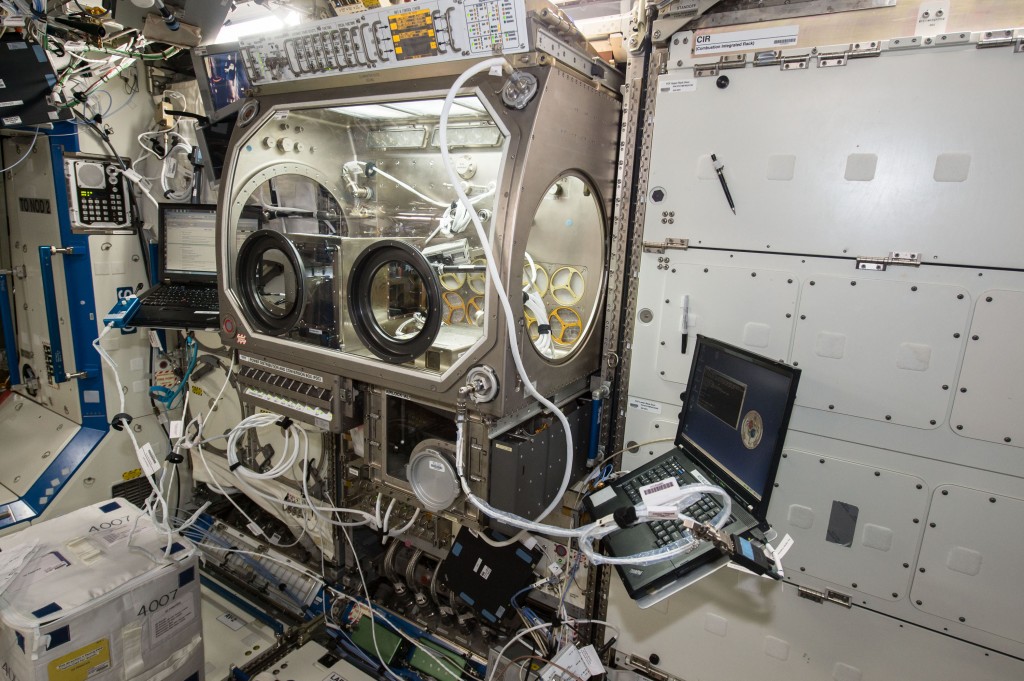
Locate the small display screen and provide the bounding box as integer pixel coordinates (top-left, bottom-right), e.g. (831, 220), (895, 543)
(203, 51), (250, 113)
(389, 9), (439, 61)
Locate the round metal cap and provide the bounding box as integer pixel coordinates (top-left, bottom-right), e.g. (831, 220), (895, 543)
(407, 447), (459, 512)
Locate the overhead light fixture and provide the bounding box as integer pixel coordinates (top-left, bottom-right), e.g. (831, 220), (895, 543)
(216, 9), (301, 43)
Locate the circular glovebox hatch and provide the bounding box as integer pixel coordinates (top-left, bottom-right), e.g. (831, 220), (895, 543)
(347, 239), (442, 364)
(236, 229), (306, 335)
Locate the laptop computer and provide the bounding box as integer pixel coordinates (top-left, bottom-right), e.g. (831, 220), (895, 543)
(130, 204), (258, 330)
(583, 335), (800, 607)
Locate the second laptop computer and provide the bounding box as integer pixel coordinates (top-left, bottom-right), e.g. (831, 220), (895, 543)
(584, 335), (800, 607)
(131, 204), (258, 330)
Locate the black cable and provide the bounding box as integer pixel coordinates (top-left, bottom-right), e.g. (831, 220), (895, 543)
(166, 110), (210, 125)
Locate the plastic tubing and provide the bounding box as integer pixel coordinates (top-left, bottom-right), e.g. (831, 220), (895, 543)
(441, 57), (577, 532)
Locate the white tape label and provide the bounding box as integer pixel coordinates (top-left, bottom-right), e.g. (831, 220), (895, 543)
(217, 612), (247, 631)
(694, 25), (799, 55)
(628, 398), (662, 414)
(138, 442), (160, 476)
(774, 533), (795, 561)
(639, 478), (681, 506)
(149, 592), (196, 646)
(690, 469), (711, 486)
(659, 77), (697, 94)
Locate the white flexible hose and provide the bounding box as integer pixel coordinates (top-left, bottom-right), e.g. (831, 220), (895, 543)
(440, 57), (577, 532)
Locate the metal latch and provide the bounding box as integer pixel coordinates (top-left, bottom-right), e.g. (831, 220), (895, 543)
(855, 251), (922, 271)
(753, 50), (782, 67)
(643, 238), (688, 254)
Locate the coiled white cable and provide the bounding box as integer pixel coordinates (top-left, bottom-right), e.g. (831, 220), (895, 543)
(225, 413), (304, 481)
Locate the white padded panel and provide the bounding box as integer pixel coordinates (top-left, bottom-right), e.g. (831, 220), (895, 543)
(791, 276), (970, 428)
(950, 290), (1024, 449)
(910, 485), (1024, 643)
(769, 448), (929, 601)
(643, 44), (1024, 268)
(628, 261), (798, 407)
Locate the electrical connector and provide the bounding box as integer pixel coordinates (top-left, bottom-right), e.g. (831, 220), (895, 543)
(104, 295), (141, 329)
(156, 100), (173, 130)
(729, 535), (782, 580)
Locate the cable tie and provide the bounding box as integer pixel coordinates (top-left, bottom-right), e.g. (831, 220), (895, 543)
(538, 324), (551, 335)
(228, 462), (243, 472)
(276, 416), (294, 430)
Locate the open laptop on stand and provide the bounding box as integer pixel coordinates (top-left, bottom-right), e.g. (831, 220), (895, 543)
(584, 335), (800, 608)
(131, 204), (258, 330)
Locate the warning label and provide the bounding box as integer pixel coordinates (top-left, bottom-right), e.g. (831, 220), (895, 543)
(47, 639), (110, 681)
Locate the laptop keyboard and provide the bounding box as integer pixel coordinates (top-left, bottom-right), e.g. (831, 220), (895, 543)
(621, 458), (725, 548)
(146, 285), (219, 309)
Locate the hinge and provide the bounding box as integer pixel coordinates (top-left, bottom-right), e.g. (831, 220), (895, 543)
(719, 54), (747, 69)
(693, 54), (746, 78)
(826, 589), (852, 608)
(978, 29), (1015, 48)
(818, 42), (882, 68)
(338, 388), (355, 403)
(798, 586), (824, 603)
(817, 52), (848, 68)
(781, 55), (810, 71)
(797, 586), (852, 609)
(643, 237), (688, 254)
(693, 63), (719, 78)
(855, 251), (922, 271)
(625, 655), (676, 681)
(753, 50), (782, 67)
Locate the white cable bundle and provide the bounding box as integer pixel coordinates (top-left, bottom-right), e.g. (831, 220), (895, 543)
(225, 413), (305, 481)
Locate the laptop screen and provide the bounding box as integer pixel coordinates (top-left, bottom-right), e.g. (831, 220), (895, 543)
(677, 336), (800, 515)
(160, 204), (260, 282)
(162, 206), (219, 280)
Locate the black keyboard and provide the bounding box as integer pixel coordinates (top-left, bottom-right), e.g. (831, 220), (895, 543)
(621, 459), (724, 548)
(145, 285), (219, 309)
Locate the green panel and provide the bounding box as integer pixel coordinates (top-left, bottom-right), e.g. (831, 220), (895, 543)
(349, 616), (403, 664)
(408, 639), (467, 681)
